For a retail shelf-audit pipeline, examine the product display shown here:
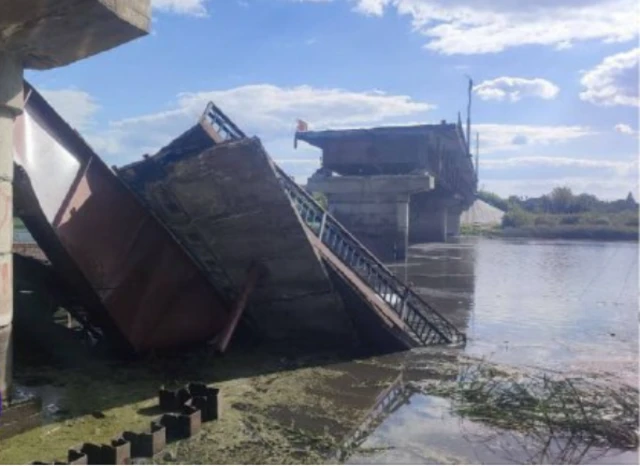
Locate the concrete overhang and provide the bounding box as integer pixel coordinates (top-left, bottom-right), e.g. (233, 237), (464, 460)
(308, 173), (435, 195)
(0, 0), (151, 69)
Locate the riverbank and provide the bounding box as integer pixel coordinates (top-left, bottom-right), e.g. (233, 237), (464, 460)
(1, 344), (636, 465)
(461, 224), (638, 241)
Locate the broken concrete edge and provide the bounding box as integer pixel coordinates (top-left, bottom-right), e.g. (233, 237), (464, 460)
(4, 0), (151, 70)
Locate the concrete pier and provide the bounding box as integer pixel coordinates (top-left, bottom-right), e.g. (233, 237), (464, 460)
(0, 0), (150, 404)
(0, 52), (22, 401)
(296, 122), (477, 259)
(308, 174), (434, 261)
(409, 193), (465, 243)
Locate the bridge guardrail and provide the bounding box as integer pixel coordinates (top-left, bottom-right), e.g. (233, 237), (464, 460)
(274, 165), (466, 347)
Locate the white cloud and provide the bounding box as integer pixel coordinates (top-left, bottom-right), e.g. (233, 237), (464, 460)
(614, 123), (636, 135)
(152, 0), (208, 16)
(301, 0), (639, 54)
(474, 77), (559, 102)
(484, 177), (638, 200)
(475, 124), (594, 152)
(580, 48), (640, 107)
(482, 155), (637, 177)
(39, 89), (100, 131)
(45, 84), (433, 166)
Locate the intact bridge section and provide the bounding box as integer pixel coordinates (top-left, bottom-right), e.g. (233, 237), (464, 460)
(298, 122), (478, 261)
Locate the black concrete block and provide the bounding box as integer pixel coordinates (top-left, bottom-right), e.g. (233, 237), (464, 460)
(159, 406), (201, 442)
(122, 421), (166, 458)
(67, 448), (88, 465)
(158, 388), (179, 411)
(106, 438), (131, 465)
(186, 384), (219, 422)
(80, 439), (130, 465)
(159, 387), (192, 412)
(80, 443), (103, 465)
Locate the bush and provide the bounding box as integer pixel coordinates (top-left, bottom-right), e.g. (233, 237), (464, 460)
(590, 216), (612, 226)
(559, 215), (581, 225)
(311, 192), (328, 209)
(534, 216), (556, 226)
(502, 207), (533, 228)
(478, 190), (509, 212)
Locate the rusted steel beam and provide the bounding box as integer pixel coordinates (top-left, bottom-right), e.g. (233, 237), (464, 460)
(215, 262), (267, 354)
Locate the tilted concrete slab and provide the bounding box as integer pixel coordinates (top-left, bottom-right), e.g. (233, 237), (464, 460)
(0, 0), (150, 69)
(118, 132), (358, 347)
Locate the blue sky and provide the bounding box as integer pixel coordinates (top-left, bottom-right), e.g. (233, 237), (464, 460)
(26, 0), (639, 199)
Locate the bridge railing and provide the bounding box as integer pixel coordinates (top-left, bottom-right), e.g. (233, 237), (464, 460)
(275, 165), (466, 347)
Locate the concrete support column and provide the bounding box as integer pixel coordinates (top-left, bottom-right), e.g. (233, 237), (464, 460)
(328, 195), (411, 261)
(0, 51), (23, 403)
(409, 194), (448, 243)
(309, 174), (433, 262)
(446, 205), (462, 237)
(395, 196), (409, 261)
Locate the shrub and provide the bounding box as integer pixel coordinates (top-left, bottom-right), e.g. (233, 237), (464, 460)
(559, 215), (581, 225)
(590, 216), (612, 226)
(502, 206), (533, 228)
(311, 192), (328, 209)
(534, 216), (556, 226)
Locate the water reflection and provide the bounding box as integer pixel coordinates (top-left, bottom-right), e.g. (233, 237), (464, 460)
(336, 364), (638, 465)
(391, 238), (639, 384)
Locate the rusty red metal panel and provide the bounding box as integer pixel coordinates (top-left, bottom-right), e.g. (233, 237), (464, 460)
(12, 82), (229, 353)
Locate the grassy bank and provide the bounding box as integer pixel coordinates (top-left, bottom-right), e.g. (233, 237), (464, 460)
(461, 209), (638, 242)
(469, 187), (639, 242)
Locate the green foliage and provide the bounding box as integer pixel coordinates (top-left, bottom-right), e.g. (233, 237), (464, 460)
(502, 205), (533, 228)
(534, 215), (556, 227)
(477, 190), (509, 211)
(481, 187), (638, 240)
(311, 192), (328, 210)
(559, 215), (581, 225)
(549, 186), (574, 213)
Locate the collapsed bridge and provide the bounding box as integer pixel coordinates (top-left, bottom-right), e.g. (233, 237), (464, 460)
(12, 85), (466, 357)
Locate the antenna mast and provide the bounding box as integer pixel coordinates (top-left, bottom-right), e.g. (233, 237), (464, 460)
(466, 76), (473, 156)
(475, 132), (480, 180)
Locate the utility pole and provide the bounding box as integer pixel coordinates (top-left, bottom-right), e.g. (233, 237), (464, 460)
(465, 76), (473, 156)
(475, 132), (480, 180)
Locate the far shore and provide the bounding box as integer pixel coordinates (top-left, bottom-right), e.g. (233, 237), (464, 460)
(461, 224), (638, 242)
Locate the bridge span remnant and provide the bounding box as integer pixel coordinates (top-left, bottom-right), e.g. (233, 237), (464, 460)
(298, 122), (477, 260)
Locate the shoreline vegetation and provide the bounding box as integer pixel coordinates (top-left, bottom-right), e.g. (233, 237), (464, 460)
(464, 187), (639, 242)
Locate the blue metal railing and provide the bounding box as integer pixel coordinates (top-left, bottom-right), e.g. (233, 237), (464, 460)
(275, 166), (466, 346)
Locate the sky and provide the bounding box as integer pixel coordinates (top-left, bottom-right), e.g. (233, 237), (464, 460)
(26, 0), (640, 200)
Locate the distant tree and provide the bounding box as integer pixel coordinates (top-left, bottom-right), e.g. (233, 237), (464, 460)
(550, 187), (574, 213)
(573, 193), (598, 213)
(478, 190), (509, 211)
(626, 191), (637, 207)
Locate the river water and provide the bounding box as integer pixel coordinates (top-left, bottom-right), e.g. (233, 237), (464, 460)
(337, 237), (639, 464)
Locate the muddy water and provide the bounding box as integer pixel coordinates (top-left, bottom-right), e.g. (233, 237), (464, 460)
(395, 238), (639, 384)
(337, 238), (639, 464)
(3, 238), (638, 464)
